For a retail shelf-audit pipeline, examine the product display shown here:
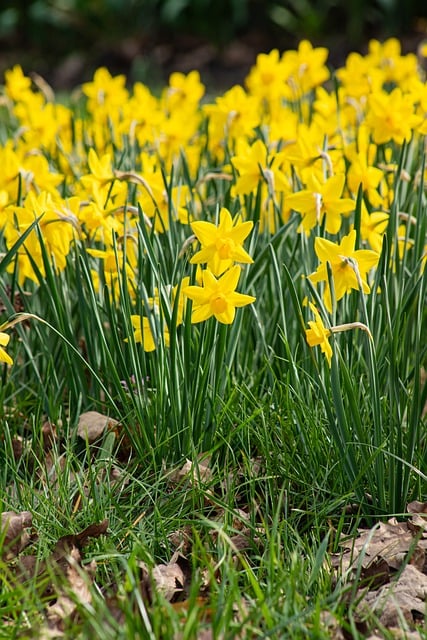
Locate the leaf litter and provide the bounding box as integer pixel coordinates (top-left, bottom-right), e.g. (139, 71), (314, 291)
(3, 411), (427, 637)
(330, 501), (427, 638)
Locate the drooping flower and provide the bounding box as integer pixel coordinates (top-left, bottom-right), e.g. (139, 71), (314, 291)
(184, 265), (255, 324)
(305, 302), (373, 366)
(309, 230), (379, 312)
(190, 207), (254, 276)
(305, 302), (332, 366)
(0, 332), (13, 365)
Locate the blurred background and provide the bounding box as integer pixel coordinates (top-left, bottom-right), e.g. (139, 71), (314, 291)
(1, 0), (427, 90)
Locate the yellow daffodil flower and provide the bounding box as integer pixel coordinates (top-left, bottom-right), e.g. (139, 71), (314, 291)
(190, 207), (254, 276)
(365, 88), (422, 145)
(281, 40), (330, 100)
(0, 332), (13, 365)
(359, 205), (389, 253)
(231, 139), (289, 198)
(309, 230), (379, 312)
(161, 70), (205, 114)
(305, 302), (373, 366)
(305, 303), (332, 366)
(184, 265), (255, 324)
(128, 315), (169, 352)
(286, 173), (355, 235)
(203, 85), (260, 154)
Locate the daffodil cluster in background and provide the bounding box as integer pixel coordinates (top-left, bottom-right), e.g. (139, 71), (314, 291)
(0, 37), (426, 365)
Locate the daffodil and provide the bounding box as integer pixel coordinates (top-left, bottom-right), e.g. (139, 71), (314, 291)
(0, 332), (13, 365)
(309, 230), (379, 312)
(128, 315), (169, 352)
(82, 67), (129, 121)
(161, 70), (205, 114)
(286, 173), (355, 235)
(203, 85), (260, 155)
(305, 302), (373, 366)
(365, 88), (422, 145)
(137, 170), (191, 233)
(190, 207), (254, 276)
(345, 125), (385, 208)
(184, 265), (255, 324)
(281, 40), (330, 100)
(359, 205), (389, 253)
(4, 191), (74, 285)
(80, 148), (116, 189)
(231, 139), (289, 198)
(4, 65), (33, 102)
(305, 302), (332, 366)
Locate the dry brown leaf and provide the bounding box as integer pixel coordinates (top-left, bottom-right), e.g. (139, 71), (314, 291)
(319, 611), (346, 640)
(1, 510), (33, 560)
(152, 562), (186, 601)
(169, 525), (193, 555)
(12, 519), (108, 601)
(332, 504), (427, 637)
(41, 421), (58, 451)
(337, 519), (425, 584)
(358, 564), (427, 629)
(77, 411), (119, 443)
(139, 552), (191, 603)
(169, 456), (213, 487)
(43, 547), (97, 635)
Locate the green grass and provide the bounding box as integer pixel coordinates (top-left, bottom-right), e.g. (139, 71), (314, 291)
(1, 46), (427, 638)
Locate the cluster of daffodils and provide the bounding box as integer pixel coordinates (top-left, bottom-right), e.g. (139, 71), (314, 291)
(0, 37), (426, 363)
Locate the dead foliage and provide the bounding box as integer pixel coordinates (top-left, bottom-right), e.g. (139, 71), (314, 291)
(1, 512), (108, 635)
(9, 416), (427, 637)
(330, 501), (427, 638)
(0, 441), (264, 636)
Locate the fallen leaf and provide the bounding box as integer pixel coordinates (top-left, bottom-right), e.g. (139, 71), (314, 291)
(357, 564), (427, 628)
(77, 411), (119, 443)
(338, 519), (425, 584)
(1, 510), (33, 560)
(139, 552), (190, 603)
(169, 455), (213, 487)
(13, 519), (108, 601)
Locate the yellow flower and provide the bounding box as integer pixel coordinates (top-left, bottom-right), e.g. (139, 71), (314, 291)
(203, 85), (260, 154)
(305, 303), (332, 366)
(305, 302), (373, 366)
(365, 88), (422, 145)
(345, 125), (385, 208)
(0, 332), (13, 366)
(146, 277), (190, 326)
(4, 65), (32, 102)
(161, 70), (205, 114)
(128, 315), (169, 353)
(5, 191), (74, 285)
(82, 67), (129, 118)
(184, 265), (255, 324)
(245, 49), (289, 104)
(359, 205), (389, 253)
(190, 207), (254, 276)
(231, 139), (289, 198)
(80, 148), (115, 189)
(137, 170), (191, 233)
(286, 173), (355, 235)
(281, 40), (330, 100)
(309, 230), (379, 312)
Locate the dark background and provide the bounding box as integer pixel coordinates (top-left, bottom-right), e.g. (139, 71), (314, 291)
(1, 0), (427, 90)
